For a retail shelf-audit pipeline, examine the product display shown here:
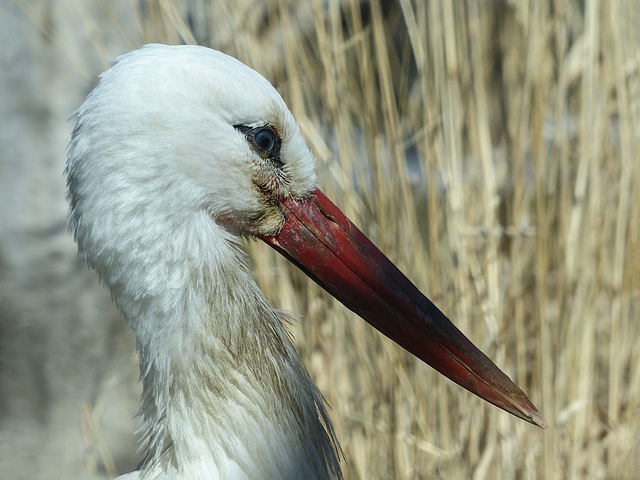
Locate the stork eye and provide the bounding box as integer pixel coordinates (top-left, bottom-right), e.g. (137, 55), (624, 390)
(234, 124), (282, 167)
(254, 127), (277, 154)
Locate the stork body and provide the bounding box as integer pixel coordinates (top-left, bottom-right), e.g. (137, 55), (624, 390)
(66, 44), (545, 480)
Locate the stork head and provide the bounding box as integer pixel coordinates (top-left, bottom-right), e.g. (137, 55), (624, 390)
(67, 44), (315, 242)
(66, 44), (547, 430)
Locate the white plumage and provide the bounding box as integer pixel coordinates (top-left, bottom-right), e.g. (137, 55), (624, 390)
(67, 44), (339, 480)
(66, 44), (545, 480)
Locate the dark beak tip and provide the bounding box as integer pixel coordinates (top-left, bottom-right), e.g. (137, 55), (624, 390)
(524, 404), (549, 429)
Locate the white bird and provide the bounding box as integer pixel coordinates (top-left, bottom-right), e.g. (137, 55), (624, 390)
(66, 44), (546, 480)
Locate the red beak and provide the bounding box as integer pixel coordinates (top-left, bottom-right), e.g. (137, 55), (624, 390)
(261, 188), (547, 429)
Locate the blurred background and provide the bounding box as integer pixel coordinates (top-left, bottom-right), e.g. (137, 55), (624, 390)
(0, 0), (638, 478)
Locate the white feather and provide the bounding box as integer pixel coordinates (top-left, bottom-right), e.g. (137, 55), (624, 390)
(66, 44), (340, 480)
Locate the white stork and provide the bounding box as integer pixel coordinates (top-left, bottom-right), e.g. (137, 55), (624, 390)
(66, 44), (546, 480)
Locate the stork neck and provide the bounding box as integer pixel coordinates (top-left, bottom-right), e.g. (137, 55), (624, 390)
(107, 218), (341, 479)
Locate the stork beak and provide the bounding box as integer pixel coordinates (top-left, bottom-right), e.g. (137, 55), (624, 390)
(261, 188), (547, 429)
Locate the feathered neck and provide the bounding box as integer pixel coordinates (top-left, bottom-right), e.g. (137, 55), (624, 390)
(93, 210), (341, 479)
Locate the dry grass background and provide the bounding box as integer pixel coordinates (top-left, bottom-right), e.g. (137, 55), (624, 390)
(9, 0), (640, 478)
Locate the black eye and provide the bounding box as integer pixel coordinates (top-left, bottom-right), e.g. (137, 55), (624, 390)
(234, 124), (282, 167)
(254, 127), (277, 154)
